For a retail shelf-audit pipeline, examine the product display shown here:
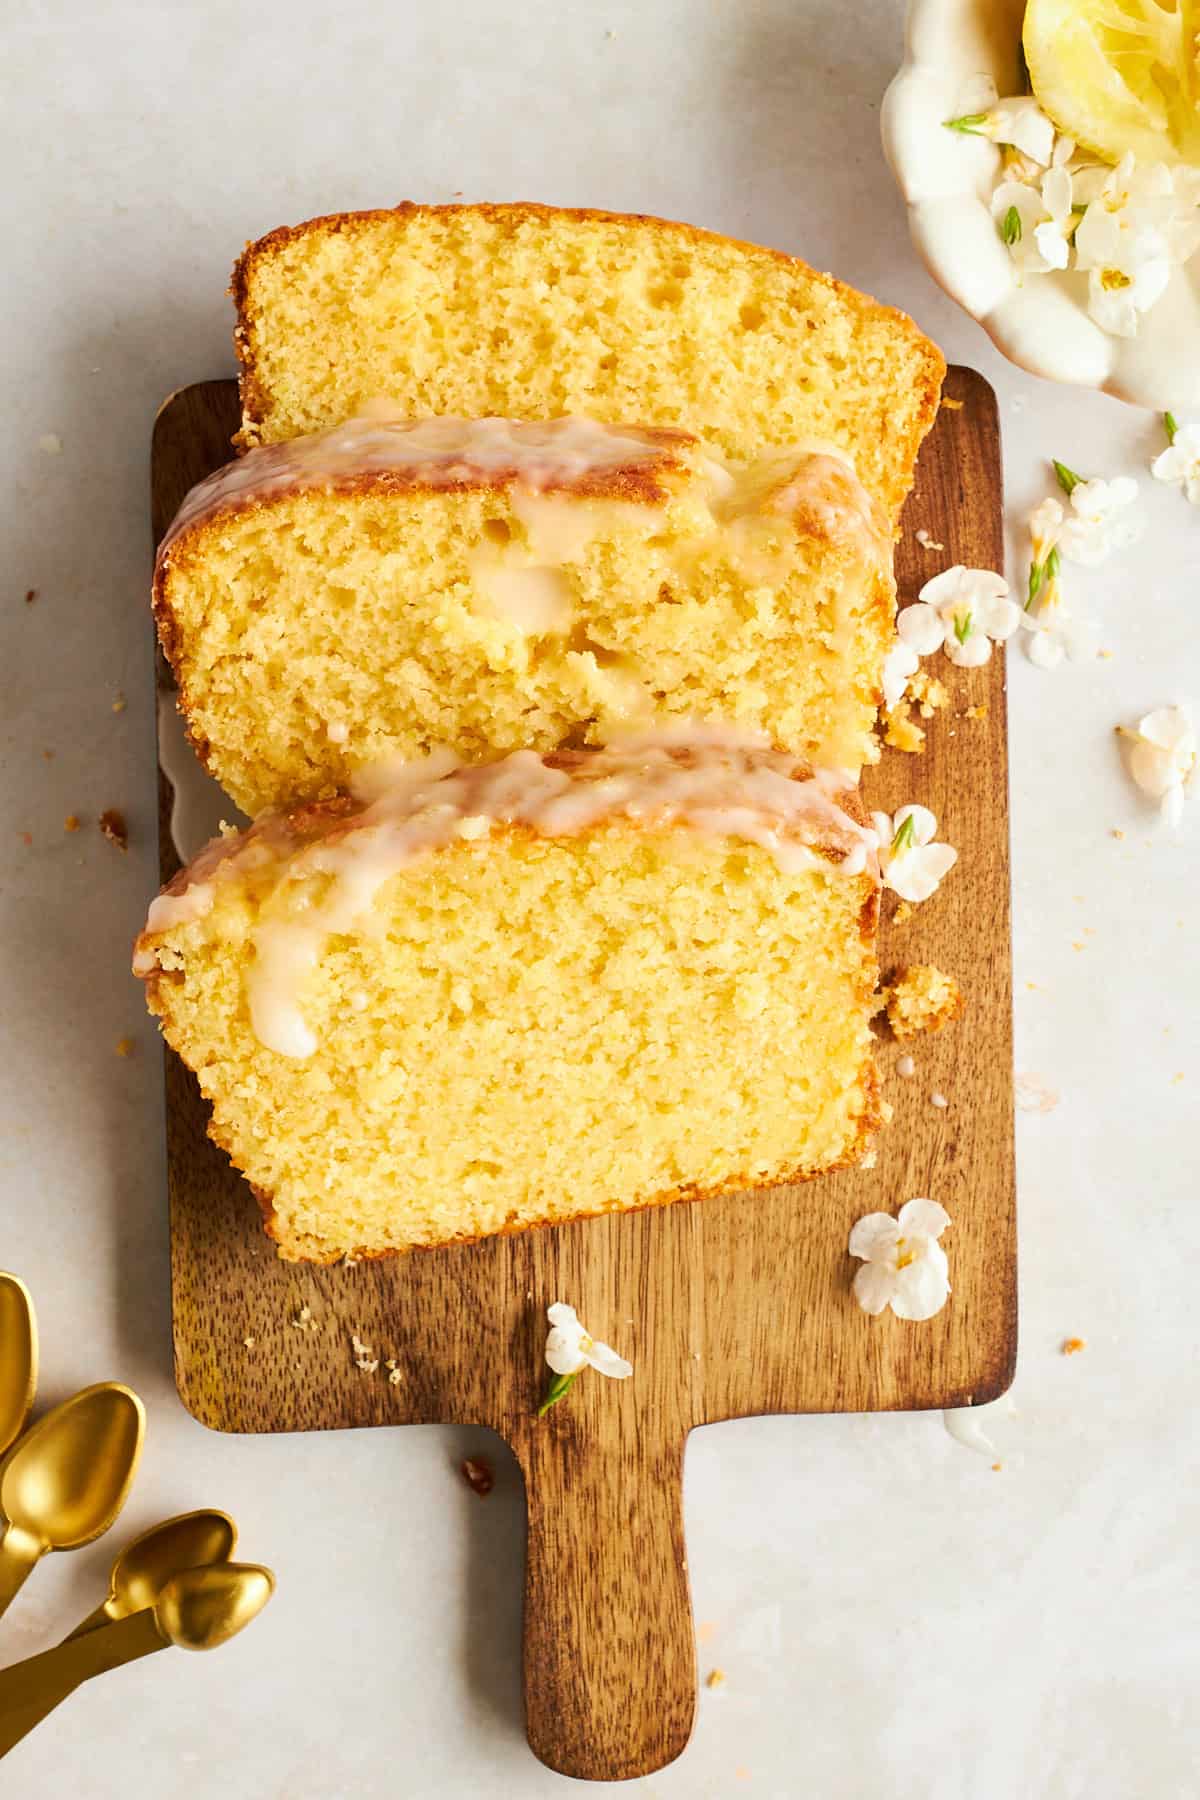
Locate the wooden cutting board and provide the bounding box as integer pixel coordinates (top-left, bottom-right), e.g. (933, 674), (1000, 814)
(151, 368), (1014, 1783)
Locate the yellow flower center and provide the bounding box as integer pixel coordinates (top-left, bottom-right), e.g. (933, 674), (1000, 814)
(1100, 268), (1132, 291)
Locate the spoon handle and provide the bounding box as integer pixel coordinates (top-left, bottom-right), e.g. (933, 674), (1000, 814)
(0, 1610), (165, 1752)
(0, 1529), (42, 1622)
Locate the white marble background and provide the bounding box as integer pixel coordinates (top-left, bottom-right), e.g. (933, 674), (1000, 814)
(1, 2), (1198, 1795)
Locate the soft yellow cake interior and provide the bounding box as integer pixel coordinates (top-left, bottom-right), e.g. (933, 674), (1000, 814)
(232, 203), (945, 522)
(140, 823), (879, 1262)
(158, 439), (892, 816)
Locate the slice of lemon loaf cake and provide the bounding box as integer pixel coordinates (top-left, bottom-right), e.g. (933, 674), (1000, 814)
(134, 734), (882, 1262)
(231, 203), (944, 523)
(156, 414), (893, 815)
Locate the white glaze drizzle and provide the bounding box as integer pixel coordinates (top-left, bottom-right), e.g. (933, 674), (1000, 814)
(135, 733), (878, 1056)
(158, 414), (687, 554)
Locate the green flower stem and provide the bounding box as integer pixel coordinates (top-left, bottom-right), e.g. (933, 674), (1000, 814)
(953, 609), (973, 645)
(890, 814), (916, 855)
(1052, 460), (1083, 495)
(537, 1369), (580, 1417)
(1165, 412), (1179, 445)
(943, 112), (988, 135)
(1027, 560), (1044, 610)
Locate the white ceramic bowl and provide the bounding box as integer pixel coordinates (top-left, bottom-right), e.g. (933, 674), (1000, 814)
(881, 0), (1200, 411)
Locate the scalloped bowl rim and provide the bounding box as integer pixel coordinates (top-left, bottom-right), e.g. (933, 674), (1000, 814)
(881, 0), (1200, 412)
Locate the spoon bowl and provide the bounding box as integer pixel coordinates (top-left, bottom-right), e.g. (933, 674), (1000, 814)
(0, 1383), (145, 1617)
(155, 1562), (275, 1651)
(0, 1274), (37, 1457)
(102, 1509), (238, 1623)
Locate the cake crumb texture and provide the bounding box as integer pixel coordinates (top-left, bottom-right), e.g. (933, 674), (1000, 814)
(137, 814), (880, 1262)
(884, 964), (964, 1040)
(232, 202), (944, 523)
(157, 427), (894, 814)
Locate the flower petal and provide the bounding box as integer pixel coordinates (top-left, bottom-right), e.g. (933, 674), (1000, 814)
(1032, 219), (1070, 270)
(887, 843), (958, 904)
(870, 811), (894, 850)
(849, 1212), (900, 1261)
(897, 1197), (951, 1239)
(545, 1331), (589, 1376)
(917, 566), (967, 608)
(945, 632), (993, 667)
(547, 1302), (580, 1331)
(882, 640), (919, 710)
(853, 1260), (897, 1316)
(1024, 626), (1065, 669)
(1161, 783), (1186, 830)
(1041, 164), (1073, 221)
(1138, 706), (1192, 751)
(982, 595), (1022, 641)
(896, 602), (946, 657)
(890, 1249), (951, 1322)
(584, 1338), (633, 1379)
(1151, 445), (1188, 483)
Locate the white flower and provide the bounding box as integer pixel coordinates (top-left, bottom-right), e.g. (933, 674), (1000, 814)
(849, 1198), (952, 1322)
(544, 1303), (632, 1380)
(881, 637), (920, 710)
(871, 805), (958, 904)
(992, 165), (1073, 273)
(1152, 422), (1200, 505)
(1029, 496), (1062, 562)
(1087, 260), (1171, 337)
(986, 96), (1056, 163)
(1120, 705), (1197, 829)
(1020, 586), (1098, 669)
(1057, 474), (1144, 566)
(899, 566), (1020, 669)
(1073, 154), (1175, 337)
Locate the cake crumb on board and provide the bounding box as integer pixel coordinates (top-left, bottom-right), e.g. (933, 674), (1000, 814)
(114, 1036), (135, 1058)
(883, 965), (963, 1040)
(351, 1332), (379, 1373)
(64, 814), (80, 832)
(706, 1668), (727, 1691)
(1062, 1337), (1086, 1356)
(24, 589), (38, 605)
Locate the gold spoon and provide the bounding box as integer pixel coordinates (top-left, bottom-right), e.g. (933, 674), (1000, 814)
(0, 1275), (37, 1458)
(0, 1509), (239, 1747)
(0, 1562), (274, 1754)
(68, 1508), (238, 1639)
(0, 1384), (145, 1619)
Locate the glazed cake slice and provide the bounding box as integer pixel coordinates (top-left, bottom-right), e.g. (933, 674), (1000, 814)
(231, 202), (945, 524)
(134, 735), (882, 1263)
(155, 413), (894, 815)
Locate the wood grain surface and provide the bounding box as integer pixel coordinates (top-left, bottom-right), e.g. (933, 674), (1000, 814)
(150, 368), (1014, 1782)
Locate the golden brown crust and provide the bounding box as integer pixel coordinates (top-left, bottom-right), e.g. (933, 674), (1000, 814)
(230, 201), (946, 477)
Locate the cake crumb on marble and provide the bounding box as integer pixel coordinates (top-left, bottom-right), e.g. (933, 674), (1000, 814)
(460, 1457), (495, 1497)
(99, 808), (128, 851)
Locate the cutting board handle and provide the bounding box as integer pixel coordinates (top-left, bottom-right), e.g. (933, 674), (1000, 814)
(513, 1416), (695, 1780)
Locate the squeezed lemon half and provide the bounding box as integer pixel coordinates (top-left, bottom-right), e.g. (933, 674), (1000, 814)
(1023, 0), (1200, 165)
